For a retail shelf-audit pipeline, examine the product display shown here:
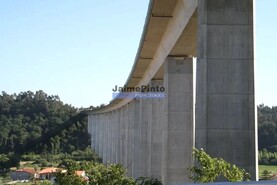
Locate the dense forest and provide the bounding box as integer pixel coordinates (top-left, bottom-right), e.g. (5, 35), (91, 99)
(258, 104), (277, 151)
(0, 90), (90, 155)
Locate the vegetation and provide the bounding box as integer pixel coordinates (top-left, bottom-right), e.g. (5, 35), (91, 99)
(260, 170), (273, 180)
(258, 104), (277, 166)
(55, 160), (164, 185)
(135, 177), (163, 185)
(55, 160), (136, 185)
(188, 148), (250, 183)
(258, 104), (277, 151)
(259, 149), (277, 165)
(0, 90), (91, 168)
(259, 165), (277, 177)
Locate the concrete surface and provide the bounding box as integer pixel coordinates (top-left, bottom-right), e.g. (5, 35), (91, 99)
(195, 0), (257, 180)
(162, 57), (194, 185)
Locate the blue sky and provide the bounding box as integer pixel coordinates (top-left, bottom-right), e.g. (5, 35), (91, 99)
(0, 0), (276, 108)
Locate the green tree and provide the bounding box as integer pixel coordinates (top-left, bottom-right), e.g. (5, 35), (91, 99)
(258, 105), (277, 151)
(55, 160), (135, 185)
(56, 171), (87, 185)
(0, 90), (91, 168)
(261, 170), (272, 180)
(87, 163), (135, 185)
(188, 148), (250, 183)
(135, 177), (163, 185)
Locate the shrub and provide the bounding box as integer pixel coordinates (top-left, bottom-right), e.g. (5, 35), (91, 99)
(135, 177), (163, 185)
(260, 170), (273, 180)
(87, 163), (135, 185)
(55, 160), (135, 185)
(259, 158), (270, 165)
(270, 158), (277, 165)
(268, 145), (277, 153)
(259, 149), (277, 165)
(188, 148), (250, 183)
(56, 171), (87, 185)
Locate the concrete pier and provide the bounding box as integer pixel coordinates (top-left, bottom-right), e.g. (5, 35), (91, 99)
(127, 102), (134, 176)
(99, 114), (104, 161)
(196, 0), (257, 180)
(140, 98), (151, 177)
(132, 99), (141, 179)
(149, 80), (163, 179)
(162, 57), (194, 185)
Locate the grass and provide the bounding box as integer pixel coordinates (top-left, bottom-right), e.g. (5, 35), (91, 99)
(259, 165), (277, 177)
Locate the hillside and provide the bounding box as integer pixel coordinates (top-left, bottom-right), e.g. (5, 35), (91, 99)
(0, 90), (90, 156)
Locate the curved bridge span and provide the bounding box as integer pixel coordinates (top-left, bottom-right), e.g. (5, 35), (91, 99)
(88, 0), (257, 184)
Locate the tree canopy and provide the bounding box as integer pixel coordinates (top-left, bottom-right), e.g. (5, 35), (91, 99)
(189, 148), (250, 183)
(0, 90), (90, 156)
(258, 104), (277, 151)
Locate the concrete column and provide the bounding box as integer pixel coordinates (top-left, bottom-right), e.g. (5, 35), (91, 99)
(107, 112), (111, 163)
(113, 109), (119, 163)
(123, 105), (128, 168)
(99, 114), (104, 161)
(94, 114), (99, 155)
(103, 114), (107, 164)
(149, 80), (163, 179)
(120, 106), (127, 165)
(162, 57), (194, 185)
(106, 113), (110, 163)
(97, 114), (101, 156)
(109, 112), (113, 163)
(111, 111), (116, 163)
(132, 98), (141, 179)
(109, 112), (112, 164)
(114, 110), (117, 163)
(127, 101), (135, 176)
(97, 114), (101, 159)
(117, 108), (121, 164)
(196, 0), (257, 180)
(140, 97), (151, 177)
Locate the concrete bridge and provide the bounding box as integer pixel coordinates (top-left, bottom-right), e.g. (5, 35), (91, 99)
(87, 0), (257, 184)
